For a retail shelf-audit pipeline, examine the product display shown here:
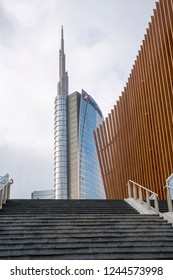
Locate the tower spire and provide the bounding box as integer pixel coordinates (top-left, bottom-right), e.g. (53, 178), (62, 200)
(61, 25), (64, 53)
(57, 26), (68, 96)
(61, 25), (63, 39)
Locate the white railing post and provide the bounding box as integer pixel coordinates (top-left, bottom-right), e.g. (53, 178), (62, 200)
(0, 189), (2, 209)
(128, 181), (132, 198)
(139, 186), (143, 204)
(154, 195), (159, 214)
(133, 183), (137, 200)
(146, 190), (151, 210)
(167, 187), (173, 212)
(2, 187), (5, 204)
(4, 184), (8, 204)
(7, 183), (11, 200)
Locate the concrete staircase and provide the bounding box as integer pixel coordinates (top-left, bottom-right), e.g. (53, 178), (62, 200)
(0, 199), (173, 259)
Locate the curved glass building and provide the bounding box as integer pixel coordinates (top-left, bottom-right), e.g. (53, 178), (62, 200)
(67, 90), (105, 199)
(54, 27), (105, 199)
(78, 90), (105, 199)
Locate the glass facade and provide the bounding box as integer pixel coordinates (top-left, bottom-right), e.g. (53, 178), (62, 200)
(166, 174), (173, 199)
(54, 95), (68, 199)
(78, 90), (105, 199)
(0, 174), (9, 188)
(67, 92), (81, 199)
(31, 190), (54, 199)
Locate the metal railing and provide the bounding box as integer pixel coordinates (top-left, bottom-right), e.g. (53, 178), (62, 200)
(0, 174), (13, 209)
(164, 185), (173, 212)
(127, 180), (159, 214)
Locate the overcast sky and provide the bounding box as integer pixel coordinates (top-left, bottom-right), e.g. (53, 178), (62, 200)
(0, 0), (156, 198)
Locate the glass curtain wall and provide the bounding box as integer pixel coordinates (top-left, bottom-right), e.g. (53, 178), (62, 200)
(79, 90), (105, 199)
(54, 95), (68, 199)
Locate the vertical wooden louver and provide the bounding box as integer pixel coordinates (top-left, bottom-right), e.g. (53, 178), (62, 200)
(94, 0), (173, 199)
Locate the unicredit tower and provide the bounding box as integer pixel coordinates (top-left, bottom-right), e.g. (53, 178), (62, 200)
(54, 27), (105, 199)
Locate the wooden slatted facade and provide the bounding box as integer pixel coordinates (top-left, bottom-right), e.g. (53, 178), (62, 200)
(94, 0), (173, 200)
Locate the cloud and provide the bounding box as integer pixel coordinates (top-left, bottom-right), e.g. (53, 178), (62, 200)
(0, 142), (54, 198)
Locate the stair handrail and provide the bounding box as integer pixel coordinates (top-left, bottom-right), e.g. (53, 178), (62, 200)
(127, 180), (159, 214)
(164, 185), (173, 212)
(0, 174), (13, 209)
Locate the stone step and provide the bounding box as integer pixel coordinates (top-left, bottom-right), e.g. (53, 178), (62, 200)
(1, 201), (135, 204)
(0, 228), (172, 237)
(0, 223), (171, 231)
(0, 207), (137, 210)
(1, 235), (173, 244)
(0, 220), (168, 226)
(0, 220), (171, 229)
(1, 245), (173, 259)
(2, 207), (134, 211)
(0, 240), (173, 250)
(2, 210), (138, 213)
(0, 214), (159, 219)
(1, 234), (173, 244)
(1, 251), (172, 260)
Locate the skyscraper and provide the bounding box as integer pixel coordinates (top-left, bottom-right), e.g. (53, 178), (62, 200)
(54, 27), (105, 199)
(54, 26), (69, 199)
